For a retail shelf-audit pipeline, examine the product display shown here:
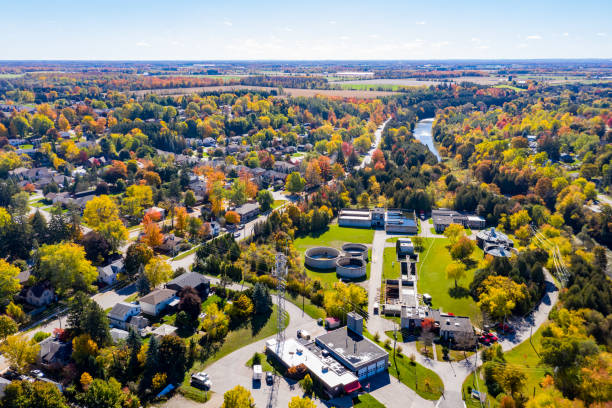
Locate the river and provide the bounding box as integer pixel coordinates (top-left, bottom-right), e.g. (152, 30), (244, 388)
(414, 118), (440, 162)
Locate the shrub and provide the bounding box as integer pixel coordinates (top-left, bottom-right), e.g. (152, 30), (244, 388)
(374, 332), (380, 342)
(384, 339), (391, 349)
(33, 331), (51, 343)
(252, 352), (262, 366)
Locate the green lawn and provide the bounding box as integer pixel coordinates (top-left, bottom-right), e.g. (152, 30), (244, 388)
(246, 352), (274, 372)
(172, 244), (200, 261)
(271, 199), (286, 210)
(493, 84), (525, 92)
(365, 331), (444, 400)
(295, 224), (374, 285)
(382, 247), (401, 280)
(286, 293), (326, 320)
(462, 324), (551, 407)
(352, 394), (386, 408)
(417, 238), (483, 324)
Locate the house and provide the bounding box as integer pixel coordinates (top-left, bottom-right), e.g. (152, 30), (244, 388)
(0, 378), (11, 398)
(108, 302), (141, 329)
(273, 161), (298, 174)
(26, 282), (55, 307)
(139, 288), (177, 316)
(166, 272), (210, 299)
(210, 221), (221, 237)
(97, 258), (124, 285)
(38, 337), (71, 368)
(157, 234), (184, 255)
(110, 328), (130, 343)
(234, 202), (260, 223)
(151, 324), (178, 339)
(261, 170), (287, 185)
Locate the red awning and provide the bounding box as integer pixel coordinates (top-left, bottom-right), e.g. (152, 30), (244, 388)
(344, 380), (361, 394)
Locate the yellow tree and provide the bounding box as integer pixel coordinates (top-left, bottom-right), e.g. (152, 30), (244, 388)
(288, 396), (317, 408)
(174, 206), (188, 235)
(324, 282), (367, 320)
(122, 184), (153, 220)
(144, 256), (172, 288)
(445, 262), (466, 289)
(443, 223), (465, 245)
(477, 276), (527, 321)
(35, 243), (97, 295)
(0, 334), (40, 373)
(201, 302), (229, 341)
(83, 195), (128, 250)
(72, 334), (98, 366)
(0, 259), (21, 305)
(221, 385), (254, 408)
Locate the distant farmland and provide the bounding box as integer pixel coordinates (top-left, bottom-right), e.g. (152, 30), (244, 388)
(130, 85), (398, 98)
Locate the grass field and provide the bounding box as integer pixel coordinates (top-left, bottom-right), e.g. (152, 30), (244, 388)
(352, 394), (386, 408)
(462, 324), (551, 407)
(295, 225), (374, 285)
(364, 331), (444, 400)
(271, 199), (286, 210)
(286, 292), (326, 320)
(382, 247), (401, 280)
(493, 84), (526, 92)
(417, 238), (483, 324)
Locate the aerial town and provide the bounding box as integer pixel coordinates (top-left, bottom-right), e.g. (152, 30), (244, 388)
(0, 2), (611, 408)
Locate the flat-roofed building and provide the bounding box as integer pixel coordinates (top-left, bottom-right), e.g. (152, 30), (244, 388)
(338, 209), (372, 228)
(385, 210), (418, 234)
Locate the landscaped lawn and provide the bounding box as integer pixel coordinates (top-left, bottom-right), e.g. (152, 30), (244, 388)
(286, 292), (326, 320)
(295, 224), (374, 285)
(462, 324), (551, 407)
(293, 224), (374, 253)
(364, 331), (444, 400)
(352, 393), (386, 408)
(271, 199), (286, 210)
(417, 238), (483, 324)
(382, 247), (401, 280)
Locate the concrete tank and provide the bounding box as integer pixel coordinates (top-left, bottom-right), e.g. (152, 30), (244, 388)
(335, 256), (367, 279)
(341, 243), (368, 260)
(304, 247), (341, 270)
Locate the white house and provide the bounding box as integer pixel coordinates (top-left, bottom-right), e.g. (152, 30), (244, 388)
(139, 289), (177, 316)
(108, 302), (141, 329)
(97, 259), (124, 285)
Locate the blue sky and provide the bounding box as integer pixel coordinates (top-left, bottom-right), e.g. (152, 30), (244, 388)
(1, 0), (611, 60)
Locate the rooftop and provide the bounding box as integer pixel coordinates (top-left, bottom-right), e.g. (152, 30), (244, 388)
(139, 288), (176, 305)
(315, 327), (388, 369)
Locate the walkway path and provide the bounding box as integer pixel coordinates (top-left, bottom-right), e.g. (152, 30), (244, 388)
(360, 117), (391, 169)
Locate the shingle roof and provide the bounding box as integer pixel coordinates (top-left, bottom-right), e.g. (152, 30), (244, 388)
(108, 302), (139, 320)
(139, 288), (176, 305)
(166, 272), (209, 290)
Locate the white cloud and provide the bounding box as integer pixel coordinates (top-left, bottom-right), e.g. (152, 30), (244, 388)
(284, 27), (293, 32)
(562, 32), (569, 37)
(415, 21), (426, 25)
(369, 34), (380, 39)
(339, 35), (350, 41)
(136, 41), (151, 48)
(526, 35), (542, 40)
(476, 45), (490, 50)
(329, 20), (337, 25)
(517, 43), (528, 48)
(431, 41), (450, 48)
(471, 37), (481, 43)
(223, 20), (232, 27)
(596, 32), (607, 37)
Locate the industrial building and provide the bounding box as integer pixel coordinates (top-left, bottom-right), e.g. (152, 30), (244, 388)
(476, 227), (516, 258)
(431, 209), (486, 233)
(266, 312), (388, 398)
(338, 208), (418, 234)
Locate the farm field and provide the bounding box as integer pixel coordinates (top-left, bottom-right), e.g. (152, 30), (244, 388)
(417, 238), (483, 323)
(130, 85), (398, 98)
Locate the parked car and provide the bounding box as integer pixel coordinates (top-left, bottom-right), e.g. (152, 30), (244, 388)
(233, 231), (241, 238)
(266, 372), (274, 385)
(484, 333), (498, 342)
(30, 369), (44, 378)
(478, 336), (491, 345)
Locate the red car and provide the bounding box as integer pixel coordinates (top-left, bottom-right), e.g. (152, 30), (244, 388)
(485, 333), (498, 342)
(478, 336), (491, 345)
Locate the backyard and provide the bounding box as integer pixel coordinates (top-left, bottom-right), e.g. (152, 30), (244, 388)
(417, 238), (483, 324)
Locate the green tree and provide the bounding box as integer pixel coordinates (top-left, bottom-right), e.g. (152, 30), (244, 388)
(34, 243), (97, 295)
(183, 190), (196, 208)
(83, 195), (128, 250)
(450, 236), (475, 262)
(124, 243), (154, 278)
(157, 335), (187, 384)
(443, 223), (465, 245)
(285, 172), (305, 194)
(229, 180), (248, 206)
(300, 374), (314, 395)
(477, 276), (527, 321)
(78, 378), (125, 408)
(252, 283), (272, 315)
(0, 315), (18, 340)
(2, 380), (68, 408)
(222, 385), (255, 408)
(0, 259), (21, 306)
(256, 190), (274, 212)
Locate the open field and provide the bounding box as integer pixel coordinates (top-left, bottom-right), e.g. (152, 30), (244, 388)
(130, 85), (398, 98)
(352, 394), (386, 408)
(417, 238), (483, 323)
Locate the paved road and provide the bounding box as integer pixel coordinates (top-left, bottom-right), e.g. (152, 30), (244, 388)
(367, 230), (387, 315)
(360, 117), (391, 169)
